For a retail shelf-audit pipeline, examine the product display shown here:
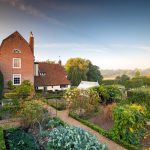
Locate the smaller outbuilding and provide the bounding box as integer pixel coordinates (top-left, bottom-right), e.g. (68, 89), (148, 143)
(77, 81), (99, 89)
(34, 62), (71, 91)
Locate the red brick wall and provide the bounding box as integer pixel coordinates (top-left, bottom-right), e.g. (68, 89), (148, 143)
(0, 32), (34, 88)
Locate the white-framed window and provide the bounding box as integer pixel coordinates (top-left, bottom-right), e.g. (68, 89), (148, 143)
(13, 74), (21, 85)
(13, 58), (21, 68)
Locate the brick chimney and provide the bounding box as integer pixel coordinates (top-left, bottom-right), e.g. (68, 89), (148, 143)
(29, 32), (34, 54)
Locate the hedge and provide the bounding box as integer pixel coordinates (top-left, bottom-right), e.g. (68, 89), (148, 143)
(49, 102), (66, 110)
(0, 128), (6, 150)
(69, 112), (140, 150)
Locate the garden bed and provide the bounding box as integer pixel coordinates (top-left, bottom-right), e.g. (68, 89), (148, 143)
(46, 99), (66, 110)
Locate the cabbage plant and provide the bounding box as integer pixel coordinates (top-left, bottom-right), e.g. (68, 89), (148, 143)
(47, 126), (108, 150)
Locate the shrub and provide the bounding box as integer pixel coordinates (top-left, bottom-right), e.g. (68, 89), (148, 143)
(112, 104), (147, 145)
(20, 100), (49, 127)
(15, 80), (34, 99)
(49, 101), (66, 110)
(47, 126), (108, 150)
(0, 71), (4, 99)
(127, 90), (150, 106)
(92, 85), (122, 104)
(7, 80), (15, 90)
(64, 88), (99, 117)
(5, 128), (39, 150)
(0, 128), (6, 150)
(0, 99), (21, 117)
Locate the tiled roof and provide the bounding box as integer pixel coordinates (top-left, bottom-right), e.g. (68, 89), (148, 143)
(34, 62), (70, 86)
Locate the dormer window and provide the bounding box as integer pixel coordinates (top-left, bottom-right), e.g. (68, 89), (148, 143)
(13, 49), (21, 54)
(40, 72), (46, 76)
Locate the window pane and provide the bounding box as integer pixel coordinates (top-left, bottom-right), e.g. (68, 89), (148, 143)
(13, 58), (21, 68)
(13, 75), (21, 85)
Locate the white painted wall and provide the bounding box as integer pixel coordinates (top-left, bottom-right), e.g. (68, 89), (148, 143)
(34, 63), (39, 76)
(37, 85), (70, 91)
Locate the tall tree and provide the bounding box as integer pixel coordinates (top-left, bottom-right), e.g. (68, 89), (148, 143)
(65, 58), (89, 86)
(86, 61), (103, 84)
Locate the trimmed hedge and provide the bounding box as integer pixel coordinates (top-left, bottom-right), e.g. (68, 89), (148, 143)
(49, 102), (66, 110)
(69, 112), (140, 150)
(0, 128), (6, 150)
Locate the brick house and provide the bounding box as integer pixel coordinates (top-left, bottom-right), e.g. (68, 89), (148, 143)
(0, 31), (70, 91)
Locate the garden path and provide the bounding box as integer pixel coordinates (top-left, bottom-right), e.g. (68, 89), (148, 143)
(45, 103), (126, 150)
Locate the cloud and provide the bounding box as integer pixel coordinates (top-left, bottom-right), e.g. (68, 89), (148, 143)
(0, 0), (64, 26)
(111, 43), (150, 52)
(35, 43), (110, 54)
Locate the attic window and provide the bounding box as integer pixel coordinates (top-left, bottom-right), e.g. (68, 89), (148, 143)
(13, 49), (21, 54)
(40, 72), (46, 76)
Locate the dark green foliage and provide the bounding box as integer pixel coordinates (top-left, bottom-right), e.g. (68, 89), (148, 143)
(47, 126), (108, 150)
(49, 101), (66, 110)
(0, 71), (4, 99)
(0, 128), (6, 150)
(5, 128), (39, 150)
(65, 58), (103, 86)
(7, 80), (15, 90)
(69, 112), (140, 150)
(115, 74), (130, 85)
(92, 85), (122, 104)
(102, 80), (115, 85)
(86, 61), (103, 84)
(127, 90), (150, 106)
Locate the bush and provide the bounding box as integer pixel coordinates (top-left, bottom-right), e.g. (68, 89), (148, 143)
(20, 100), (49, 127)
(92, 85), (122, 104)
(7, 80), (15, 90)
(49, 101), (66, 110)
(64, 88), (99, 117)
(0, 128), (6, 150)
(127, 90), (150, 106)
(0, 71), (4, 99)
(0, 99), (21, 117)
(47, 126), (108, 150)
(112, 104), (147, 145)
(15, 80), (34, 99)
(5, 128), (39, 150)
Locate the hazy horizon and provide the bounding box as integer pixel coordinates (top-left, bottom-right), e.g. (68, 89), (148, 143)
(0, 0), (150, 69)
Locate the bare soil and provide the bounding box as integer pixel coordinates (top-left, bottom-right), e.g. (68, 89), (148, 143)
(89, 114), (114, 130)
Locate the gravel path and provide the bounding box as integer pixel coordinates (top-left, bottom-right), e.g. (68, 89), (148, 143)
(47, 105), (126, 150)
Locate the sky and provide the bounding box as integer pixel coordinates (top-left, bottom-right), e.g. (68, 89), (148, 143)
(0, 0), (150, 69)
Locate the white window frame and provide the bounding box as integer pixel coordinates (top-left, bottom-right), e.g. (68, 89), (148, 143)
(13, 74), (21, 85)
(13, 58), (21, 68)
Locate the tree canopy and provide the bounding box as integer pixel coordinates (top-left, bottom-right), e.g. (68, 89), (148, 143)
(65, 58), (103, 86)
